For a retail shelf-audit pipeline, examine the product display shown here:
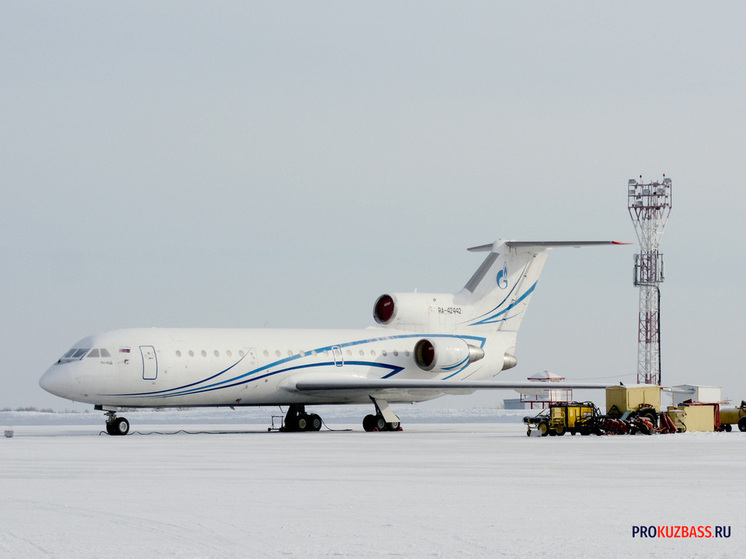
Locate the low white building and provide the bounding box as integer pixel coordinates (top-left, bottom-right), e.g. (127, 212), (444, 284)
(503, 371), (573, 410)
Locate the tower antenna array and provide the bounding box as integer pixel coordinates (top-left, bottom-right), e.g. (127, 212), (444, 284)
(628, 176), (672, 385)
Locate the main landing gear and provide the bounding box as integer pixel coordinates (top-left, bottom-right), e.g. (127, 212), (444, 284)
(281, 405), (323, 432)
(362, 414), (401, 432)
(362, 397), (402, 432)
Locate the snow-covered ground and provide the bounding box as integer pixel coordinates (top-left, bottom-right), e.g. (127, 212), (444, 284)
(1, 409), (742, 558)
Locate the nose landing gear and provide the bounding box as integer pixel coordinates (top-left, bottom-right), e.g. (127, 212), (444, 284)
(102, 410), (130, 436)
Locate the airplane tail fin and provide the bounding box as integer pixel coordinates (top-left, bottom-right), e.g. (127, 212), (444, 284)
(455, 241), (622, 333)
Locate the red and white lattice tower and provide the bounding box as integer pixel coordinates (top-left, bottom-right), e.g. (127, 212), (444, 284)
(628, 176), (672, 385)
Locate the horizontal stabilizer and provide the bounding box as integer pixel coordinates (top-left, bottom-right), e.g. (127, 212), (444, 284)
(468, 241), (629, 252)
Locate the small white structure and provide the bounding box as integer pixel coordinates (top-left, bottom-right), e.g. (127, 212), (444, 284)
(503, 371), (573, 410)
(670, 385), (722, 406)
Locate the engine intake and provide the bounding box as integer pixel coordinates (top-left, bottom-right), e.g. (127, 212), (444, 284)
(373, 294), (396, 324)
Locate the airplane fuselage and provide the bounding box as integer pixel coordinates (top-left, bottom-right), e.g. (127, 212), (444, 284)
(41, 327), (504, 408)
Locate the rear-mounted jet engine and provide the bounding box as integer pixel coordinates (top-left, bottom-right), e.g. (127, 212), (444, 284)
(413, 338), (485, 372)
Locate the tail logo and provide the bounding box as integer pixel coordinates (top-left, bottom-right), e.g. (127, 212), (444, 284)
(496, 261), (509, 289)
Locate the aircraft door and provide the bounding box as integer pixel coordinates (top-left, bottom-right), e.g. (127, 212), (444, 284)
(140, 345), (158, 380)
(332, 345), (343, 367)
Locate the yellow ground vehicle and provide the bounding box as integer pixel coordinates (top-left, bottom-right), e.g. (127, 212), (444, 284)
(524, 401), (601, 436)
(719, 401), (746, 432)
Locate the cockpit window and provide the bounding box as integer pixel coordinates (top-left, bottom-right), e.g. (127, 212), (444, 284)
(58, 347), (92, 363)
(58, 347), (112, 364)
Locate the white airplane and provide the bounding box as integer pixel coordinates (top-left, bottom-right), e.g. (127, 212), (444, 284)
(40, 240), (622, 435)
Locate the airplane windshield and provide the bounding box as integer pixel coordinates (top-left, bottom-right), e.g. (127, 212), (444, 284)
(57, 347), (110, 363)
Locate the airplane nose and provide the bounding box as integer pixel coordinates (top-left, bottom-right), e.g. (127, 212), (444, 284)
(39, 365), (74, 399)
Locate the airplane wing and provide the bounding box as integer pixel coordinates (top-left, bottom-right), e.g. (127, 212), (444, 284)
(290, 378), (609, 397)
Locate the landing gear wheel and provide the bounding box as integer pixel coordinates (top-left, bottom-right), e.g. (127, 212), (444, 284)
(363, 414), (377, 432)
(738, 417), (746, 432)
(115, 417), (130, 435)
(386, 421), (401, 431)
(374, 416), (386, 431)
(309, 414), (322, 431)
(107, 417), (129, 436)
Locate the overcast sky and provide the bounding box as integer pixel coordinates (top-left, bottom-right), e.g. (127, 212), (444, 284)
(3, 2), (746, 411)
